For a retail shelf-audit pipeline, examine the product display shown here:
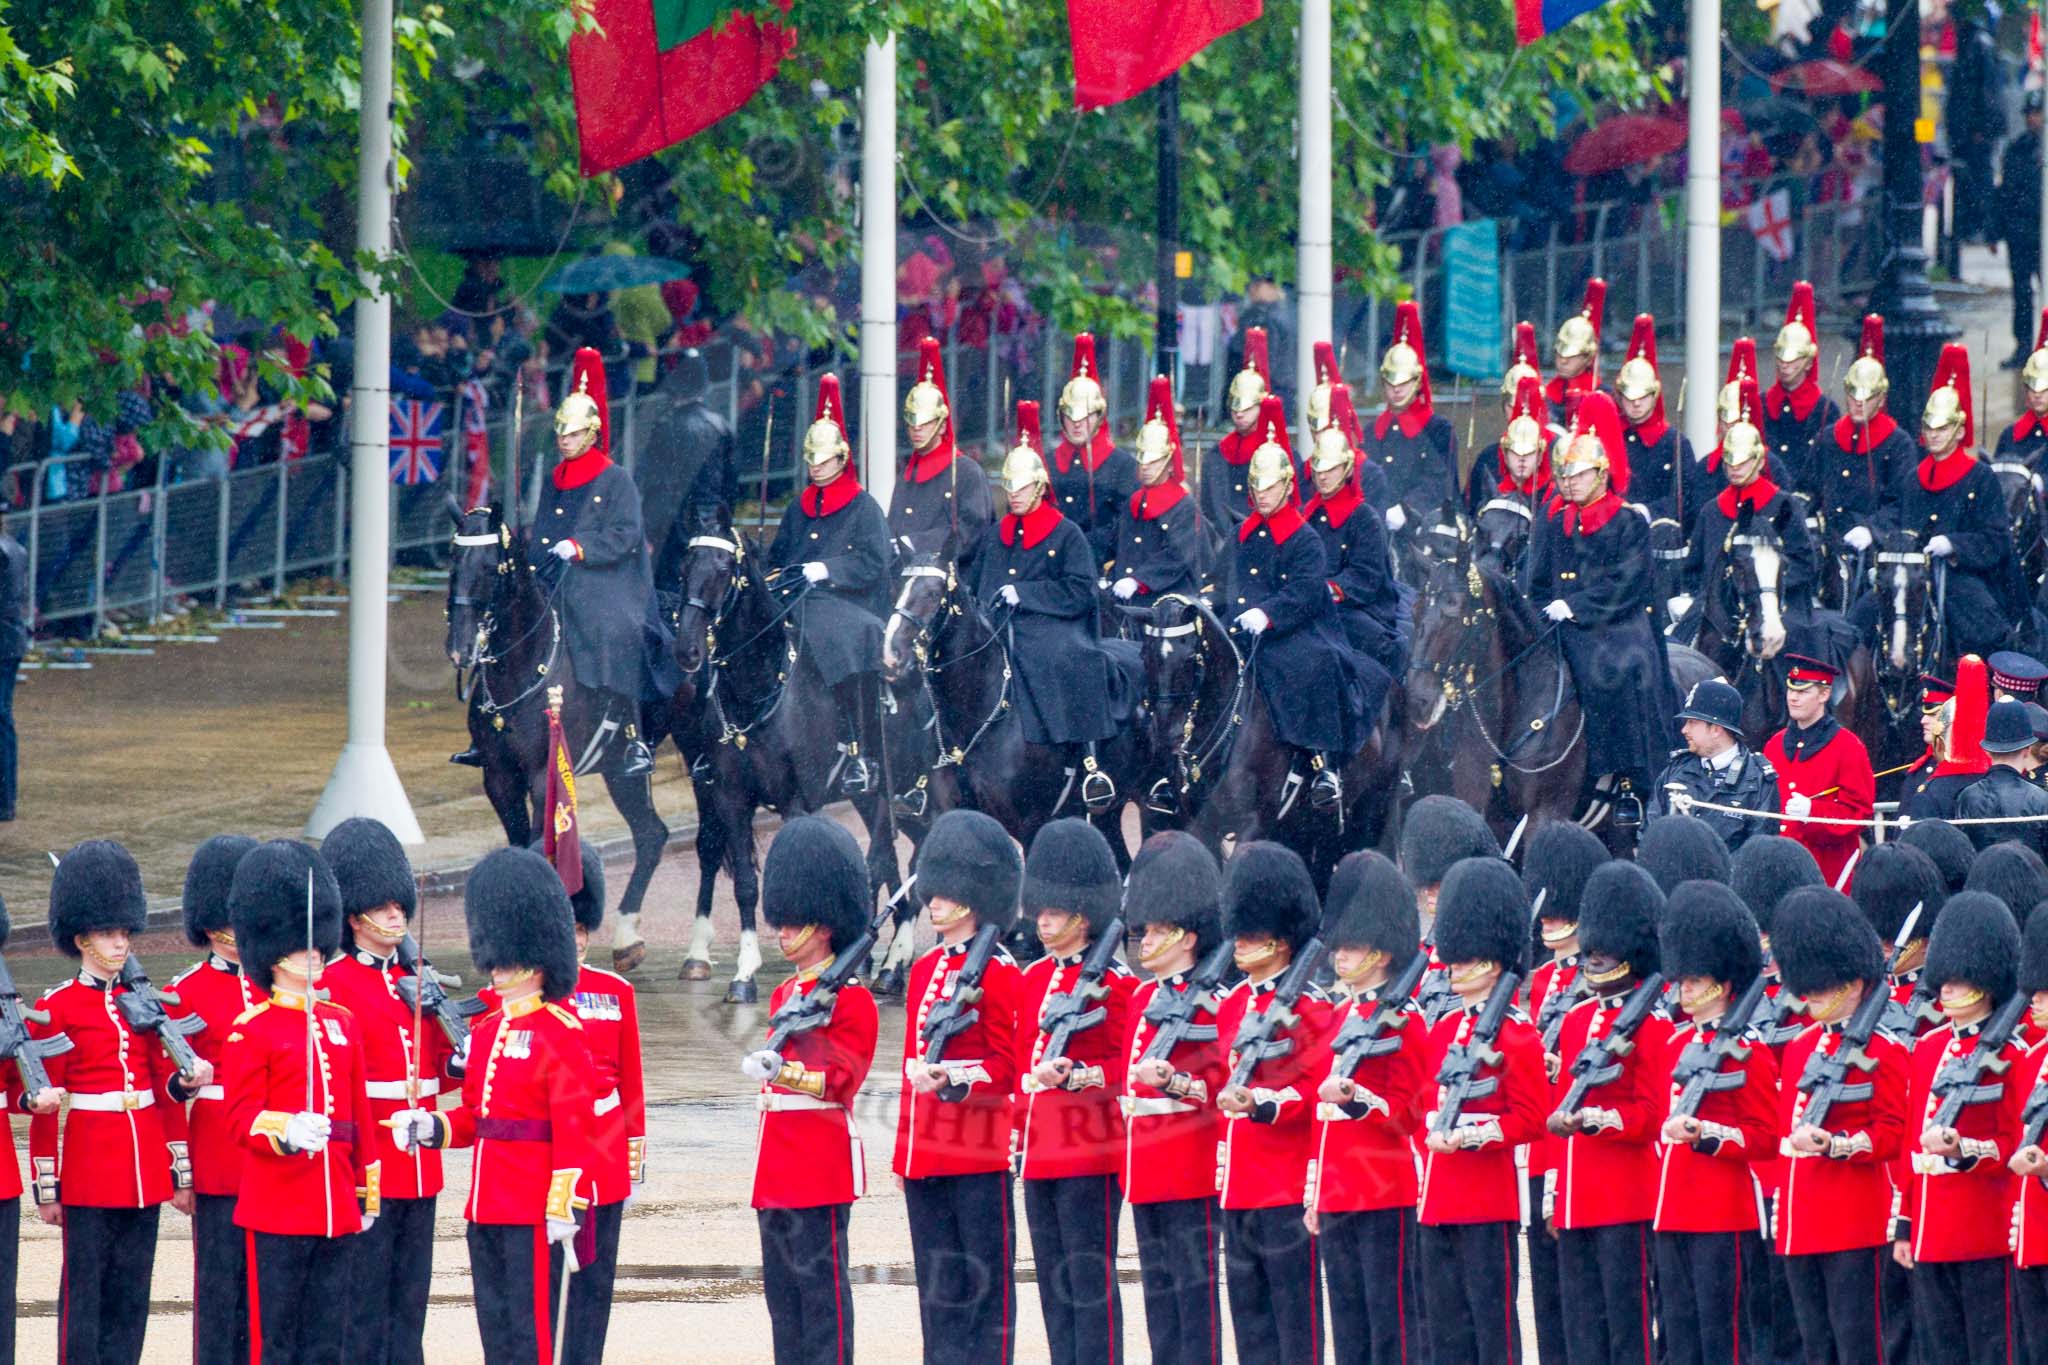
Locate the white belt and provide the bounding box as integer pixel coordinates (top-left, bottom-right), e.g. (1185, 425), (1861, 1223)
(594, 1088), (621, 1116)
(1121, 1096), (1195, 1118)
(1317, 1102), (1365, 1122)
(194, 1085), (225, 1102)
(757, 1093), (843, 1114)
(364, 1078), (440, 1101)
(70, 1090), (154, 1113)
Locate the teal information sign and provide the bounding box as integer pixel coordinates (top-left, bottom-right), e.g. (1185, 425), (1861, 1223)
(1442, 220), (1502, 381)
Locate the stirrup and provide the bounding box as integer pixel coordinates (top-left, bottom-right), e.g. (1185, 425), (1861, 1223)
(617, 739), (654, 778)
(1144, 777), (1180, 816)
(449, 747), (484, 768)
(1309, 760), (1343, 814)
(688, 752), (717, 787)
(1080, 756), (1117, 815)
(891, 782), (929, 822)
(837, 743), (874, 796)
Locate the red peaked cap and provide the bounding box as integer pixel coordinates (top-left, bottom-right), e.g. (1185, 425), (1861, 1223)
(1142, 375), (1183, 483)
(1329, 382), (1365, 451)
(568, 346), (610, 456)
(1932, 654), (1992, 778)
(1624, 313), (1664, 427)
(1927, 342), (1975, 449)
(1390, 300), (1434, 412)
(1014, 399), (1043, 452)
(1512, 320), (1541, 373)
(812, 373), (849, 446)
(1859, 315), (1885, 364)
(1242, 326), (1271, 385)
(1312, 340), (1339, 387)
(1569, 389), (1629, 494)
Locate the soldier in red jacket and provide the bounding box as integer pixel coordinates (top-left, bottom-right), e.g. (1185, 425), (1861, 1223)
(1309, 851), (1428, 1365)
(1764, 653), (1876, 888)
(1546, 861), (1675, 1365)
(319, 816), (453, 1365)
(1769, 886), (1911, 1362)
(0, 890), (63, 1365)
(1893, 891), (2027, 1363)
(170, 833), (260, 1365)
(891, 809), (1024, 1365)
(31, 840), (203, 1365)
(1119, 832), (1229, 1365)
(1416, 856), (1546, 1365)
(218, 839), (377, 1362)
(2010, 910), (2048, 1348)
(1214, 842), (1332, 1365)
(744, 816), (879, 1365)
(1652, 882), (1780, 1365)
(1850, 841), (1949, 1040)
(1014, 820), (1134, 1365)
(388, 847), (599, 1365)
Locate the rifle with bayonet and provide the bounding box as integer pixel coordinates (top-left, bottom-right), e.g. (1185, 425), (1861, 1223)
(2021, 1067), (2048, 1167)
(1669, 972), (1771, 1118)
(1225, 938), (1330, 1093)
(1793, 974), (1895, 1133)
(1551, 972), (1668, 1126)
(394, 934), (472, 1055)
(1431, 968), (1525, 1135)
(1537, 970), (1584, 1052)
(1326, 949), (1430, 1082)
(917, 922), (1003, 1093)
(116, 957), (207, 1079)
(1037, 919), (1126, 1066)
(1925, 991), (2029, 1131)
(1877, 903), (1937, 1038)
(0, 950), (69, 1099)
(1137, 938), (1238, 1066)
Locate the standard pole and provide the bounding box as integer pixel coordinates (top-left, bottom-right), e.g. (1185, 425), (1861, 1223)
(308, 0), (422, 843)
(860, 35), (899, 513)
(1296, 0), (1333, 430)
(2038, 0), (2048, 311)
(1155, 74), (1182, 383)
(1683, 0), (1722, 457)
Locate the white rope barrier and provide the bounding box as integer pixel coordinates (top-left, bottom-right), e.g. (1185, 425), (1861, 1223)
(1669, 791), (2048, 832)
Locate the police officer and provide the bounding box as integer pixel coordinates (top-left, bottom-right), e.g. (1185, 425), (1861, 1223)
(890, 338), (994, 563)
(1952, 700), (2048, 856)
(1049, 335), (1136, 565)
(1646, 678), (1781, 851)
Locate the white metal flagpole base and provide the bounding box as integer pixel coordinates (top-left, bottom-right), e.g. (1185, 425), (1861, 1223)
(307, 741), (425, 844)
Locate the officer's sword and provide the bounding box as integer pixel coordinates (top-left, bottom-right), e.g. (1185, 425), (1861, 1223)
(408, 897), (426, 1105)
(304, 870), (317, 1133)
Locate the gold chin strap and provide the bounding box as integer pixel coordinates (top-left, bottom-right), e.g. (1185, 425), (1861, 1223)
(1943, 986), (1986, 1010)
(1337, 949), (1389, 984)
(1585, 960), (1632, 986)
(1449, 960), (1498, 986)
(1234, 939), (1280, 970)
(353, 915), (406, 945)
(928, 900), (971, 929)
(1540, 922), (1579, 946)
(1684, 981), (1727, 1006)
(1040, 912), (1084, 952)
(494, 967), (539, 990)
(210, 929), (238, 948)
(1138, 926), (1186, 969)
(82, 943), (125, 978)
(1806, 981), (1853, 1022)
(777, 924), (817, 958)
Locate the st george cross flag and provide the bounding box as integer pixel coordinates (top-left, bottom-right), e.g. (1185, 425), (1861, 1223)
(459, 379), (491, 510)
(389, 399), (445, 486)
(1747, 188), (1795, 263)
(569, 0), (795, 175)
(1068, 0), (1262, 109)
(1514, 0), (1621, 45)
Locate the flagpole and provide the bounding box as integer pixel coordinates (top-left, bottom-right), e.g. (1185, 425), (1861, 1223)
(308, 0), (422, 843)
(1683, 0), (1721, 460)
(860, 34), (899, 515)
(1296, 0), (1333, 429)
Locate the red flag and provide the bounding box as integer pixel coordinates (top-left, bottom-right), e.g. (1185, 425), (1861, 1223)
(569, 0), (795, 176)
(460, 379), (491, 511)
(1067, 0), (1262, 109)
(544, 698), (584, 897)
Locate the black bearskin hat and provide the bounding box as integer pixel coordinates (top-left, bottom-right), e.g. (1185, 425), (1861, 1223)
(1730, 835), (1822, 937)
(1899, 820), (1974, 895)
(1660, 881), (1763, 988)
(1432, 857), (1529, 970)
(1400, 796), (1500, 888)
(2021, 903), (2048, 996)
(1636, 815), (1732, 893)
(1923, 890), (2021, 1004)
(525, 841), (607, 934)
(1522, 823), (1609, 927)
(1772, 886), (1884, 998)
(1964, 842), (2048, 929)
(1849, 843), (1945, 948)
(1577, 861), (1665, 979)
(1122, 832), (1222, 950)
(1225, 842), (1321, 950)
(229, 840), (344, 992)
(183, 834), (257, 948)
(762, 817), (869, 952)
(1326, 851), (1420, 959)
(322, 817), (419, 921)
(49, 839), (148, 958)
(1022, 819), (1123, 935)
(463, 847), (581, 1001)
(915, 810), (1021, 931)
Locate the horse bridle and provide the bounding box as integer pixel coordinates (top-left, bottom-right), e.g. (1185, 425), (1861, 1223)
(1873, 545), (1945, 720)
(1143, 592), (1253, 795)
(884, 562), (1014, 788)
(447, 525), (564, 717)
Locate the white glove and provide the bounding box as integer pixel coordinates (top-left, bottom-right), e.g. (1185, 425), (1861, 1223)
(1842, 525), (1873, 551)
(386, 1108), (439, 1152)
(999, 585), (1020, 606)
(741, 1049), (782, 1081)
(1544, 599), (1574, 623)
(451, 1033), (472, 1076)
(1666, 594), (1694, 620)
(802, 561), (828, 584)
(283, 1112), (331, 1155)
(548, 1216), (583, 1272)
(1784, 793), (1813, 819)
(1112, 577), (1139, 601)
(1926, 535), (1954, 559)
(1385, 505), (1408, 532)
(550, 540), (578, 561)
(1236, 608), (1271, 635)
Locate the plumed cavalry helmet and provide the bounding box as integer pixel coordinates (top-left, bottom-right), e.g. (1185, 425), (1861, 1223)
(1501, 320), (1542, 397)
(1229, 327), (1272, 414)
(1721, 377), (1766, 476)
(1717, 337), (1759, 427)
(1557, 391), (1624, 483)
(1503, 374), (1548, 458)
(999, 400), (1050, 495)
(1774, 280), (1819, 364)
(1922, 342), (1975, 447)
(554, 346), (609, 452)
(804, 374), (852, 467)
(1306, 340), (1340, 433)
(1309, 386), (1362, 476)
(1615, 313), (1662, 401)
(1059, 334), (1108, 421)
(1381, 301), (1426, 386)
(2026, 307), (2048, 394)
(184, 834), (257, 949)
(1247, 396), (1294, 493)
(1135, 375), (1183, 480)
(1554, 278), (1606, 362)
(904, 336), (951, 429)
(1844, 314), (1888, 403)
(229, 840), (344, 992)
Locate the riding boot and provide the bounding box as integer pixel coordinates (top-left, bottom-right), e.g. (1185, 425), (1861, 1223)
(604, 691), (654, 778)
(829, 679), (876, 796)
(1309, 752), (1344, 813)
(449, 747), (484, 767)
(1079, 741), (1117, 814)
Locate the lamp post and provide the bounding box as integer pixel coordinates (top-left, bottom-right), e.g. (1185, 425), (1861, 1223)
(1865, 0), (1954, 412)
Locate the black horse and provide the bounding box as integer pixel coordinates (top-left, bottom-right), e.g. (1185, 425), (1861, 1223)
(1861, 528), (1951, 797)
(1470, 495), (1536, 579)
(1992, 456), (2047, 601)
(445, 505), (673, 973)
(1648, 515), (1691, 629)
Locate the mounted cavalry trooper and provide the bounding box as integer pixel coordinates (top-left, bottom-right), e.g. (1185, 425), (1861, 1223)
(1106, 374), (1202, 604)
(968, 401), (1142, 814)
(766, 373), (892, 797)
(1303, 382), (1410, 679)
(1994, 309), (2048, 469)
(1616, 312), (1695, 523)
(889, 337), (994, 563)
(1824, 316), (1914, 568)
(1360, 300), (1459, 524)
(1764, 281), (1840, 499)
(1049, 333), (1136, 565)
(1203, 327), (1290, 531)
(1468, 371), (1553, 518)
(1547, 277), (1607, 430)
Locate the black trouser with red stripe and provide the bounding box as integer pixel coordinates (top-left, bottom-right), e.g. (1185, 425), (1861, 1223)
(466, 1222), (566, 1365)
(1910, 1256), (2015, 1365)
(1223, 1204), (1323, 1365)
(1557, 1222), (1654, 1365)
(1130, 1197), (1221, 1365)
(247, 1230), (352, 1364)
(1780, 1245), (1884, 1365)
(1023, 1174), (1124, 1365)
(1656, 1229), (1769, 1365)
(0, 1198), (17, 1365)
(1321, 1206), (1422, 1365)
(192, 1194), (247, 1365)
(1527, 1175), (1566, 1365)
(561, 1200), (624, 1365)
(1418, 1220), (1520, 1365)
(903, 1172), (1015, 1365)
(2018, 1267), (2048, 1363)
(58, 1203), (157, 1365)
(342, 1195), (434, 1365)
(1881, 1250), (1916, 1365)
(758, 1203), (856, 1365)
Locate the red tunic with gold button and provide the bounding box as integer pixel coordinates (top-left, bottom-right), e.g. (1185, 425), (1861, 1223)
(1772, 1021), (1909, 1255)
(1552, 995), (1677, 1229)
(2013, 1040), (2048, 1269)
(28, 973), (192, 1208)
(432, 995), (599, 1225)
(1417, 1003), (1547, 1226)
(321, 949), (455, 1202)
(571, 963), (646, 1206)
(1118, 975), (1227, 1205)
(220, 993), (377, 1238)
(892, 942), (1023, 1181)
(1216, 979), (1333, 1211)
(1312, 988), (1428, 1214)
(1763, 718), (1874, 889)
(1015, 953), (1135, 1181)
(1897, 1019), (2027, 1263)
(170, 953), (262, 1198)
(1652, 1016), (1780, 1233)
(751, 971), (878, 1210)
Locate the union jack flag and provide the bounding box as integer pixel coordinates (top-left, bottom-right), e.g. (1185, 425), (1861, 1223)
(389, 399), (445, 485)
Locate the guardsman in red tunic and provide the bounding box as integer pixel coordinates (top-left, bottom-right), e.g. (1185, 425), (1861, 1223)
(1653, 883), (1780, 1365)
(387, 847), (599, 1365)
(31, 840), (204, 1365)
(219, 840), (377, 1363)
(891, 809), (1025, 1365)
(1893, 892), (2028, 1363)
(1546, 862), (1676, 1365)
(1014, 820), (1134, 1365)
(171, 834), (260, 1365)
(2011, 911), (2048, 1347)
(1214, 843), (1332, 1365)
(1764, 652), (1876, 888)
(0, 888), (63, 1365)
(1119, 833), (1229, 1365)
(1416, 857), (1546, 1365)
(1849, 840), (1948, 1042)
(1768, 886), (1911, 1362)
(744, 816), (880, 1365)
(1309, 851), (1429, 1365)
(319, 817), (455, 1365)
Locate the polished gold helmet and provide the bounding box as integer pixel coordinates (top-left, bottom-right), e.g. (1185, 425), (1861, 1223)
(1845, 315), (1889, 404)
(1717, 380), (1745, 427)
(1774, 281), (1819, 364)
(1305, 381), (1333, 434)
(1923, 383), (1965, 434)
(1556, 430), (1609, 480)
(1504, 412), (1546, 459)
(1136, 416), (1176, 467)
(1503, 373), (1547, 458)
(1554, 278), (1606, 361)
(1248, 438), (1295, 492)
(1921, 342), (1973, 445)
(1722, 421), (1766, 476)
(2024, 347), (2048, 395)
(1059, 333), (1107, 421)
(1308, 423), (1355, 476)
(904, 336), (950, 428)
(803, 375), (852, 467)
(1616, 356), (1660, 401)
(1135, 374), (1181, 478)
(555, 346), (608, 443)
(555, 391), (601, 439)
(1000, 441), (1050, 494)
(1502, 320), (1542, 396)
(1229, 326), (1272, 414)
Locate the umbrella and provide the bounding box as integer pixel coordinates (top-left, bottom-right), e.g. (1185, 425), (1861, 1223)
(1739, 96), (1821, 141)
(540, 254), (692, 295)
(1563, 114), (1688, 177)
(1771, 59), (1882, 98)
